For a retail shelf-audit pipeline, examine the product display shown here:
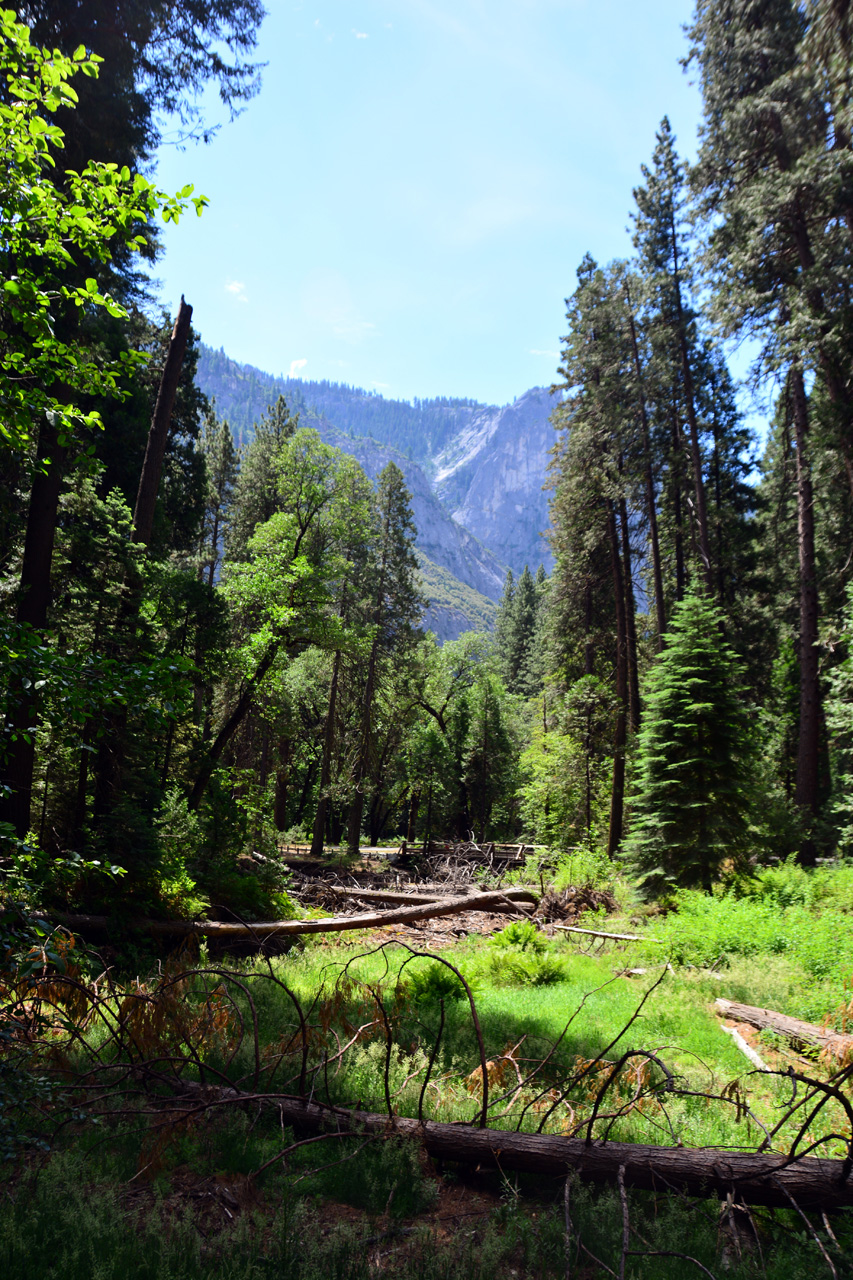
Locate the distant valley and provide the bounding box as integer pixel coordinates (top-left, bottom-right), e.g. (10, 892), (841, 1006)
(196, 345), (559, 640)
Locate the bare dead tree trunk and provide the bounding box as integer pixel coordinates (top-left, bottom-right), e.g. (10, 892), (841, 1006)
(132, 298), (193, 547)
(256, 1100), (853, 1210)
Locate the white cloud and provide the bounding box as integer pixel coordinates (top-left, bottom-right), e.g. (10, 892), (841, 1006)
(225, 280), (248, 304)
(530, 348), (559, 358)
(370, 380), (389, 390)
(289, 358), (308, 378)
(353, 29), (368, 38)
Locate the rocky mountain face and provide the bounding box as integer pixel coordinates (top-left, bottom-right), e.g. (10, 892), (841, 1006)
(313, 420), (507, 603)
(432, 387), (557, 575)
(196, 345), (558, 638)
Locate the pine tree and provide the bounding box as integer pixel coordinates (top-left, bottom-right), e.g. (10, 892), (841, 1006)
(626, 590), (755, 897)
(686, 0), (853, 836)
(198, 403), (239, 586)
(226, 396), (298, 561)
(633, 118), (715, 593)
(346, 461), (425, 854)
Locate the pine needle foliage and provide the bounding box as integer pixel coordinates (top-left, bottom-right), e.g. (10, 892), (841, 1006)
(625, 589), (756, 897)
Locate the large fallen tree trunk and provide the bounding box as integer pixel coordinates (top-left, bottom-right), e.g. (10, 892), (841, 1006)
(316, 886), (538, 908)
(715, 998), (853, 1062)
(44, 889), (539, 939)
(263, 1098), (853, 1210)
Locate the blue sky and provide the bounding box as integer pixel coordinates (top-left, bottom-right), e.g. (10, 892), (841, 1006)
(152, 1), (703, 406)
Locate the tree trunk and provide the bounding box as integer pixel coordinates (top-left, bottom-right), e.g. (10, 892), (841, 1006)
(311, 649), (341, 858)
(670, 216), (714, 592)
(1, 417), (68, 836)
(244, 1100), (853, 1211)
(625, 283), (665, 647)
(670, 404), (686, 600)
(48, 888), (539, 938)
(274, 736), (291, 832)
(406, 789), (420, 843)
(347, 630), (380, 856)
(789, 364), (821, 847)
(618, 493), (640, 734)
(187, 636), (283, 812)
(132, 298), (193, 547)
(716, 998), (853, 1061)
(607, 503), (628, 857)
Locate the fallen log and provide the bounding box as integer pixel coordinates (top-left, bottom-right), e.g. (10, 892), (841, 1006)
(262, 1098), (853, 1209)
(43, 889), (540, 940)
(715, 998), (853, 1063)
(553, 925), (662, 944)
(720, 1023), (771, 1073)
(318, 886), (538, 908)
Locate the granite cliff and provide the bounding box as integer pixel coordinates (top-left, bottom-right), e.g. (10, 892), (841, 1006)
(196, 345), (558, 639)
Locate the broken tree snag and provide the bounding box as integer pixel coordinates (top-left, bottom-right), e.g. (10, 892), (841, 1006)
(715, 999), (853, 1063)
(132, 297), (193, 547)
(46, 889), (541, 940)
(267, 1099), (853, 1210)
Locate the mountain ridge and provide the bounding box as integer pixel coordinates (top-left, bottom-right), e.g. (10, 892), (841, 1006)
(196, 344), (559, 638)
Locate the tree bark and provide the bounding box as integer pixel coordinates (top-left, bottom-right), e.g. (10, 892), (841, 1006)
(252, 1100), (853, 1210)
(670, 214), (714, 592)
(625, 283), (666, 647)
(669, 404), (686, 600)
(607, 503), (628, 857)
(1, 417), (68, 835)
(132, 298), (193, 547)
(789, 364), (821, 841)
(47, 888), (539, 938)
(311, 649), (341, 858)
(187, 636), (284, 812)
(716, 998), (853, 1062)
(618, 494), (640, 734)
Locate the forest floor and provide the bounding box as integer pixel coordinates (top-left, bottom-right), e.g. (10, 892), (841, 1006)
(2, 854), (853, 1278)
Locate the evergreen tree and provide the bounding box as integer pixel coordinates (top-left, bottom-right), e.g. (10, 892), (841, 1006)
(687, 0), (853, 838)
(493, 569), (515, 679)
(226, 396), (298, 561)
(626, 590), (756, 897)
(632, 118), (715, 593)
(346, 461), (425, 854)
(198, 403), (239, 586)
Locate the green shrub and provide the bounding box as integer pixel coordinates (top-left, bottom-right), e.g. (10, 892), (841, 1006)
(404, 960), (470, 1006)
(488, 918), (547, 953)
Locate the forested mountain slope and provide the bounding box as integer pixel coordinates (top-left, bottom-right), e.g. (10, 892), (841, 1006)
(196, 344), (556, 580)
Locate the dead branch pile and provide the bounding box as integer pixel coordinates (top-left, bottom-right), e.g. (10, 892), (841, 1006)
(532, 886), (619, 924)
(394, 839), (534, 887)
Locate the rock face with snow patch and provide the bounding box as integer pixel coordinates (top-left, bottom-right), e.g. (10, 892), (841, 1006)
(432, 388), (558, 575)
(314, 421), (507, 602)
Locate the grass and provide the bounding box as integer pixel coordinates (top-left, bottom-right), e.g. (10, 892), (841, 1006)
(3, 859), (853, 1276)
